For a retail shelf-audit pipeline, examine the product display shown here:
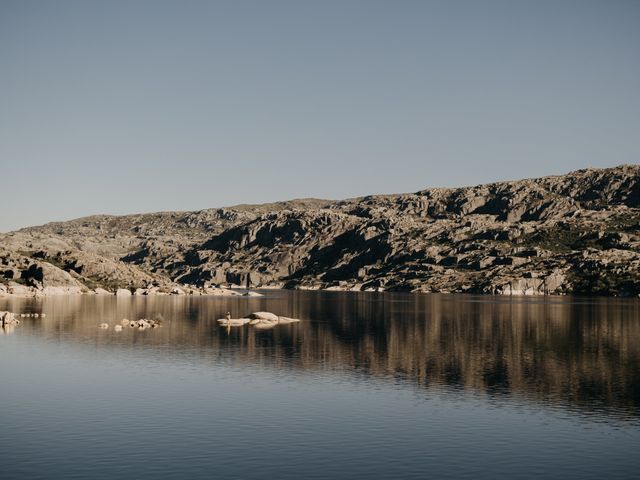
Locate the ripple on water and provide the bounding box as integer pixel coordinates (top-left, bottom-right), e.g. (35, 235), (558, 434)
(1, 292), (639, 480)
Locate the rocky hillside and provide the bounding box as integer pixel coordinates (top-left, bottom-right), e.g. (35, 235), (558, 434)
(1, 165), (639, 296)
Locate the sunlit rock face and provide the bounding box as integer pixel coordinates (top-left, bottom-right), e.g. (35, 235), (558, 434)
(1, 165), (639, 296)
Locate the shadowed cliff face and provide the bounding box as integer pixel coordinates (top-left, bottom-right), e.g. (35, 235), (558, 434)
(3, 292), (639, 419)
(1, 165), (639, 296)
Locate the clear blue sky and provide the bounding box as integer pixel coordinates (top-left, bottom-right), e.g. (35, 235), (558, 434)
(1, 0), (639, 232)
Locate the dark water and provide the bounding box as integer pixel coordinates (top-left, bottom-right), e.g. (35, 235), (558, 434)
(1, 291), (639, 480)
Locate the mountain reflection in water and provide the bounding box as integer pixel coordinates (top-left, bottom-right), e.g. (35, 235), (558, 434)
(2, 291), (639, 420)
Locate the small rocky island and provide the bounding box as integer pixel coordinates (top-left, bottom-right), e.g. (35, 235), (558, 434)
(1, 164), (638, 297)
(218, 312), (301, 329)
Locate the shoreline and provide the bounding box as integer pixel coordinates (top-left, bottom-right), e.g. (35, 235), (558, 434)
(0, 285), (264, 299)
(1, 284), (639, 299)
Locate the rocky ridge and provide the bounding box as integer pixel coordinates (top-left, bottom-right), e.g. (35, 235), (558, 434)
(1, 165), (638, 296)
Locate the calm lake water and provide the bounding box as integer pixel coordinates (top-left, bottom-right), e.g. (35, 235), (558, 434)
(1, 291), (639, 480)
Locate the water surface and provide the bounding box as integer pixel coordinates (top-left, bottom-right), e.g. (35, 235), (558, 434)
(1, 291), (639, 479)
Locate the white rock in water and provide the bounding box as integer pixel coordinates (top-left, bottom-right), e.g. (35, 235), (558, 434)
(114, 325), (123, 332)
(249, 316), (300, 328)
(94, 288), (112, 295)
(116, 288), (132, 296)
(0, 311), (17, 327)
(217, 318), (250, 327)
(137, 319), (151, 328)
(276, 316), (300, 324)
(252, 319), (278, 329)
(246, 312), (279, 321)
(120, 318), (130, 326)
(40, 313), (46, 317)
(98, 323), (109, 329)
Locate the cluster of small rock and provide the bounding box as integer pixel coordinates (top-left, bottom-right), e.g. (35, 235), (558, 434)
(217, 311), (300, 330)
(98, 318), (163, 331)
(19, 312), (46, 318)
(1, 310), (48, 328)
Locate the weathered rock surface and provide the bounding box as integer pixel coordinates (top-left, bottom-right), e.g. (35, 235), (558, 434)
(218, 318), (251, 327)
(246, 312), (280, 321)
(1, 311), (18, 327)
(1, 165), (638, 296)
(93, 287), (112, 295)
(219, 312), (301, 328)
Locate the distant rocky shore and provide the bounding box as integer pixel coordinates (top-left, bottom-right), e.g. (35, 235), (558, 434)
(0, 283), (260, 298)
(1, 165), (638, 297)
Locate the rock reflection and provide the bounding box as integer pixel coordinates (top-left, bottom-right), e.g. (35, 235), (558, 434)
(2, 292), (639, 418)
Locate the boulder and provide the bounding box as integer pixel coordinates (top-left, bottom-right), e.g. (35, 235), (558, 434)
(116, 288), (132, 296)
(217, 318), (250, 327)
(41, 286), (83, 296)
(7, 285), (34, 296)
(543, 272), (567, 293)
(251, 319), (278, 329)
(21, 262), (85, 289)
(276, 316), (300, 324)
(1, 311), (17, 327)
(248, 315), (300, 326)
(246, 311), (279, 321)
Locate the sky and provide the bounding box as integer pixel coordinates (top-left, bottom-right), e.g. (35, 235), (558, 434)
(1, 0), (639, 232)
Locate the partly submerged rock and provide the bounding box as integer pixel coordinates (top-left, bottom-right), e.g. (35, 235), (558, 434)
(204, 287), (241, 296)
(252, 319), (278, 329)
(246, 311), (279, 321)
(276, 316), (300, 324)
(116, 288), (132, 296)
(246, 312), (301, 327)
(217, 317), (251, 327)
(1, 311), (18, 327)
